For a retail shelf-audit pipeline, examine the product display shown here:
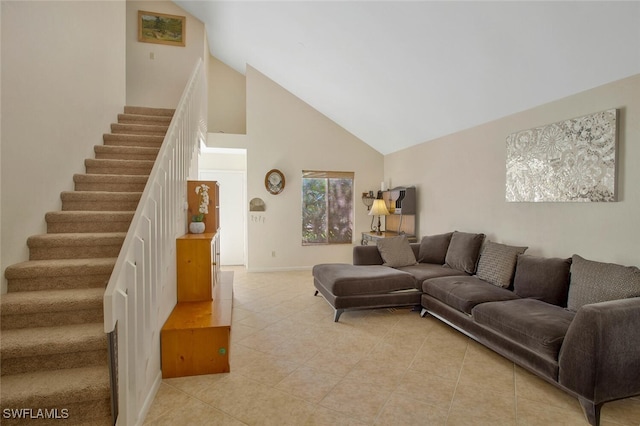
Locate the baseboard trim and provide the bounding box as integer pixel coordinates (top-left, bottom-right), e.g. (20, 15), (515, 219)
(246, 266), (313, 273)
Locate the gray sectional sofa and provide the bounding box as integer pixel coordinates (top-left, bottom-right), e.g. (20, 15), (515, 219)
(312, 231), (640, 426)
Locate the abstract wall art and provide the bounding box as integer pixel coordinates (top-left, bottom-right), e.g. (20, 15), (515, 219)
(506, 109), (617, 202)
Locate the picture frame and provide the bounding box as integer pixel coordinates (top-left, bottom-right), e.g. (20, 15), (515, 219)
(138, 10), (185, 47)
(505, 108), (617, 202)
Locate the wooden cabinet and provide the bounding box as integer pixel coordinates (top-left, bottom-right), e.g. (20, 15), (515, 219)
(161, 231), (229, 378)
(160, 272), (232, 378)
(176, 233), (220, 302)
(161, 180), (230, 379)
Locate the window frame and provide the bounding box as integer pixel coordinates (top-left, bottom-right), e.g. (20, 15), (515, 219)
(301, 170), (355, 246)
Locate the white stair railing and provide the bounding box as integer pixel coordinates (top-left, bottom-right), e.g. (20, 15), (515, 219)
(104, 58), (206, 426)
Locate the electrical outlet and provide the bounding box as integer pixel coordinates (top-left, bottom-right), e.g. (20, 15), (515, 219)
(271, 251), (276, 258)
(150, 52), (155, 60)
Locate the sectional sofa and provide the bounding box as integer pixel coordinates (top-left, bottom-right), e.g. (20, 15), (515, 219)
(312, 231), (640, 426)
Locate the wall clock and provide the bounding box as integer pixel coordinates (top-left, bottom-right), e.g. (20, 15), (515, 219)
(265, 169), (285, 194)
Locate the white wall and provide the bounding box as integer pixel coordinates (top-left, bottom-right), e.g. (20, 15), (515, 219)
(1, 1), (126, 293)
(208, 56), (246, 134)
(126, 1), (205, 108)
(245, 66), (384, 271)
(385, 74), (640, 267)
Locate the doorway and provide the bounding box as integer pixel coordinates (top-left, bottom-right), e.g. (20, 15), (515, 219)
(199, 149), (247, 266)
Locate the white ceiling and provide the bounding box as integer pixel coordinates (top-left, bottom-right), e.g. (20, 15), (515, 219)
(175, 1), (640, 155)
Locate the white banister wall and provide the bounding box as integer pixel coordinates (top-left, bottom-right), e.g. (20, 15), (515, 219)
(104, 59), (206, 426)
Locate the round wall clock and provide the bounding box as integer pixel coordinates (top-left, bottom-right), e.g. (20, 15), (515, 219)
(265, 169), (285, 194)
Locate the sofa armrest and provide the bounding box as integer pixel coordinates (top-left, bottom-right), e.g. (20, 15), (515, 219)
(353, 245), (383, 265)
(558, 297), (640, 404)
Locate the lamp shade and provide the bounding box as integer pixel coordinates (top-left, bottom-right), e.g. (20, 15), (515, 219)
(369, 199), (390, 216)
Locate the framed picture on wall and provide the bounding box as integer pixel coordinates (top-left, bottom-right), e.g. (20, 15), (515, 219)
(138, 10), (185, 47)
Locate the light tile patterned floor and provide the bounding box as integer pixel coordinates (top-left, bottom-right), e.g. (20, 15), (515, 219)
(144, 267), (640, 425)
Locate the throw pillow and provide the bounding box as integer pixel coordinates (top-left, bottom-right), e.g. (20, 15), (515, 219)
(444, 231), (485, 274)
(377, 235), (418, 268)
(567, 254), (640, 311)
(418, 232), (453, 264)
(476, 241), (528, 288)
(513, 255), (572, 306)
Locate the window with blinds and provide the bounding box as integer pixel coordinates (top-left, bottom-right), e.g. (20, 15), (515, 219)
(301, 170), (354, 245)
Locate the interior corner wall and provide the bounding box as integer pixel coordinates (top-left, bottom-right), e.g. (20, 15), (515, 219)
(126, 1), (205, 109)
(208, 56), (246, 135)
(245, 66), (383, 271)
(1, 1), (126, 294)
(384, 74), (640, 267)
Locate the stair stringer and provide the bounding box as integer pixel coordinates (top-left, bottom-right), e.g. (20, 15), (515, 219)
(103, 58), (206, 426)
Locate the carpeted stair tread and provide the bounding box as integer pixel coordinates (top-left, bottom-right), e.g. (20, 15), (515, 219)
(73, 173), (149, 192)
(1, 323), (106, 360)
(117, 113), (172, 126)
(124, 105), (175, 116)
(46, 211), (134, 222)
(110, 123), (168, 135)
(60, 191), (141, 211)
(85, 158), (154, 176)
(94, 145), (160, 161)
(85, 158), (154, 169)
(102, 133), (164, 148)
(0, 366), (110, 408)
(47, 211), (135, 233)
(5, 258), (116, 281)
(0, 288), (104, 316)
(27, 233), (126, 260)
(27, 233), (126, 248)
(61, 191), (142, 200)
(95, 144), (160, 154)
(5, 258), (115, 292)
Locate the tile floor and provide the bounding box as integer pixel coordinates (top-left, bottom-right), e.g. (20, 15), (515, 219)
(144, 267), (640, 425)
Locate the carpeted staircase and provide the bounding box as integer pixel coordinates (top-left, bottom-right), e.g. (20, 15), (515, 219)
(0, 106), (174, 425)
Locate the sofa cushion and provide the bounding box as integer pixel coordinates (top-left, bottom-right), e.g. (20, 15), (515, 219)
(377, 235), (417, 268)
(513, 255), (572, 307)
(397, 263), (469, 289)
(567, 254), (640, 311)
(472, 298), (575, 361)
(444, 231), (485, 274)
(476, 241), (527, 288)
(418, 232), (452, 264)
(422, 275), (519, 315)
(312, 264), (416, 297)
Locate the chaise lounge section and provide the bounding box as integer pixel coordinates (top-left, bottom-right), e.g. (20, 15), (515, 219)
(312, 264), (420, 322)
(313, 232), (471, 321)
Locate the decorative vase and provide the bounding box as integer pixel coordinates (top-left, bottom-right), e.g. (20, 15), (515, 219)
(189, 221), (205, 234)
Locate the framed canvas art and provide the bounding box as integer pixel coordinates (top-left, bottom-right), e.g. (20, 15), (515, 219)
(138, 10), (185, 47)
(506, 109), (617, 202)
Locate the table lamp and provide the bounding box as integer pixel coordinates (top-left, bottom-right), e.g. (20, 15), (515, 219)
(369, 199), (390, 235)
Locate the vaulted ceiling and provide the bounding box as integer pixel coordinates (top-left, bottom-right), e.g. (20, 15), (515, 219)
(175, 1), (640, 155)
